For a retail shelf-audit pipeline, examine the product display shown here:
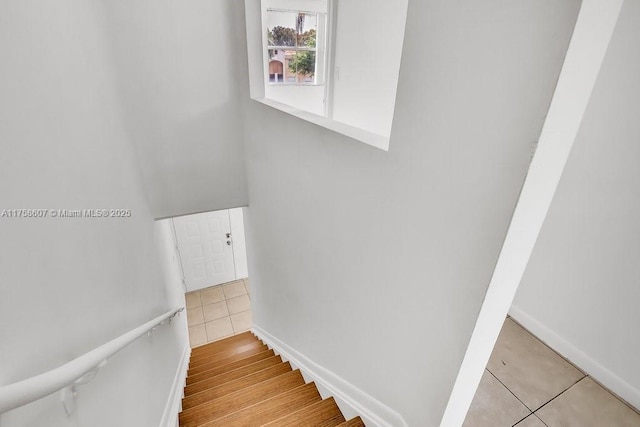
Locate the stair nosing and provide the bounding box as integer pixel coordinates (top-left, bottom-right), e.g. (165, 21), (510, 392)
(186, 348), (276, 385)
(188, 343), (268, 373)
(179, 369), (306, 426)
(184, 354), (284, 396)
(189, 339), (265, 367)
(181, 361), (293, 411)
(189, 334), (258, 360)
(261, 396), (345, 427)
(196, 382), (322, 427)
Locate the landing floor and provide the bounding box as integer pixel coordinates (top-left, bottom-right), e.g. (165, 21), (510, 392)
(464, 317), (640, 426)
(185, 278), (252, 347)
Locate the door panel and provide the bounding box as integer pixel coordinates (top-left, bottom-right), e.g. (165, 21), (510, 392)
(173, 210), (236, 291)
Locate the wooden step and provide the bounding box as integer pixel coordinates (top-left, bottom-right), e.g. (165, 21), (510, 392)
(337, 417), (366, 426)
(199, 382), (322, 427)
(262, 397), (346, 426)
(185, 355), (283, 396)
(179, 370), (305, 427)
(182, 362), (293, 410)
(188, 344), (268, 376)
(191, 331), (257, 356)
(186, 349), (275, 386)
(187, 345), (269, 378)
(190, 339), (265, 369)
(190, 332), (258, 360)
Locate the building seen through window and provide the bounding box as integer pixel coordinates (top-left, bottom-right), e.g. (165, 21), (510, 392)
(267, 10), (324, 85)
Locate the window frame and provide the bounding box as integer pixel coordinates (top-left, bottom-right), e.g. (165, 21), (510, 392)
(266, 8), (325, 87)
(245, 0), (405, 151)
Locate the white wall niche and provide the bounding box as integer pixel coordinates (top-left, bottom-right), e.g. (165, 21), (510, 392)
(245, 0), (408, 151)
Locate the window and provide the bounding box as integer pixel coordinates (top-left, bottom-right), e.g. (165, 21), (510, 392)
(267, 10), (325, 85)
(246, 0), (408, 150)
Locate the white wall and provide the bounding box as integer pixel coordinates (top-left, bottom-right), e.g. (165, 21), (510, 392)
(512, 0), (640, 410)
(0, 1), (187, 425)
(241, 0), (580, 425)
(230, 208), (250, 279)
(155, 220), (189, 327)
(102, 0), (249, 220)
(331, 0), (408, 137)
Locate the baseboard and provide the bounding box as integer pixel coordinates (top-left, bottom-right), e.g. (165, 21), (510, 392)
(252, 325), (407, 427)
(159, 343), (191, 427)
(509, 305), (640, 410)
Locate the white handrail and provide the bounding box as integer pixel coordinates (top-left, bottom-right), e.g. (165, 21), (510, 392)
(0, 307), (184, 414)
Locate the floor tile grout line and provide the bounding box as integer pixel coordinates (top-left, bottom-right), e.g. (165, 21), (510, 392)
(512, 412), (549, 427)
(500, 317), (640, 416)
(531, 375), (587, 416)
(507, 317), (587, 376)
(533, 412), (549, 427)
(511, 413), (533, 427)
(189, 307), (252, 328)
(486, 369), (534, 415)
(472, 317), (640, 425)
(187, 279), (251, 345)
(205, 315), (232, 343)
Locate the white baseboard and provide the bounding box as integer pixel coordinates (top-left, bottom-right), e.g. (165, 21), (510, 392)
(252, 325), (407, 427)
(159, 344), (191, 427)
(509, 305), (640, 410)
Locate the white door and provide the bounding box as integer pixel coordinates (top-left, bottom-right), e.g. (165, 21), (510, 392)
(173, 210), (236, 291)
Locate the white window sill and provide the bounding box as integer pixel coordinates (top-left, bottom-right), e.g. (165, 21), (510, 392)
(252, 97), (390, 151)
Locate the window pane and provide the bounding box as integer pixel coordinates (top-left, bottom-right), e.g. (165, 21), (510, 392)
(265, 9), (325, 86)
(296, 13), (318, 48)
(284, 49), (297, 82)
(288, 51), (316, 83)
(267, 11), (296, 47)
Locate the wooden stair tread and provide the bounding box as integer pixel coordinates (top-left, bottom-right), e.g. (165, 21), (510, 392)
(191, 331), (256, 355)
(188, 344), (268, 376)
(337, 417), (366, 426)
(186, 348), (274, 384)
(190, 337), (263, 366)
(182, 362), (293, 410)
(179, 332), (366, 427)
(190, 339), (265, 369)
(190, 332), (258, 360)
(199, 382), (322, 427)
(261, 397), (346, 427)
(184, 354), (283, 396)
(179, 369), (305, 427)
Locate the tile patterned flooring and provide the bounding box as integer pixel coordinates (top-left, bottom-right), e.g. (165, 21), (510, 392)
(185, 278), (252, 347)
(464, 317), (640, 426)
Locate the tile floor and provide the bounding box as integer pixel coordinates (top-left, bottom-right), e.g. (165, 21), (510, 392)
(185, 278), (252, 347)
(464, 317), (640, 427)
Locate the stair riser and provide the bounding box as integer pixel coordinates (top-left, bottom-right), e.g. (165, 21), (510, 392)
(188, 344), (267, 376)
(261, 397), (346, 427)
(179, 370), (305, 427)
(184, 355), (283, 396)
(199, 383), (322, 427)
(179, 333), (365, 427)
(182, 362), (293, 410)
(190, 332), (256, 358)
(186, 349), (276, 385)
(337, 417), (366, 427)
(189, 340), (265, 369)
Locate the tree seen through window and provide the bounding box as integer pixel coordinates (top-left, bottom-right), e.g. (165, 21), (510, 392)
(267, 11), (320, 83)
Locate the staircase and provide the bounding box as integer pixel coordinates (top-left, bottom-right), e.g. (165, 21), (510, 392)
(179, 332), (365, 427)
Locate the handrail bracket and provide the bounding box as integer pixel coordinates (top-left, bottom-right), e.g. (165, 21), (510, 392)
(61, 385), (77, 416)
